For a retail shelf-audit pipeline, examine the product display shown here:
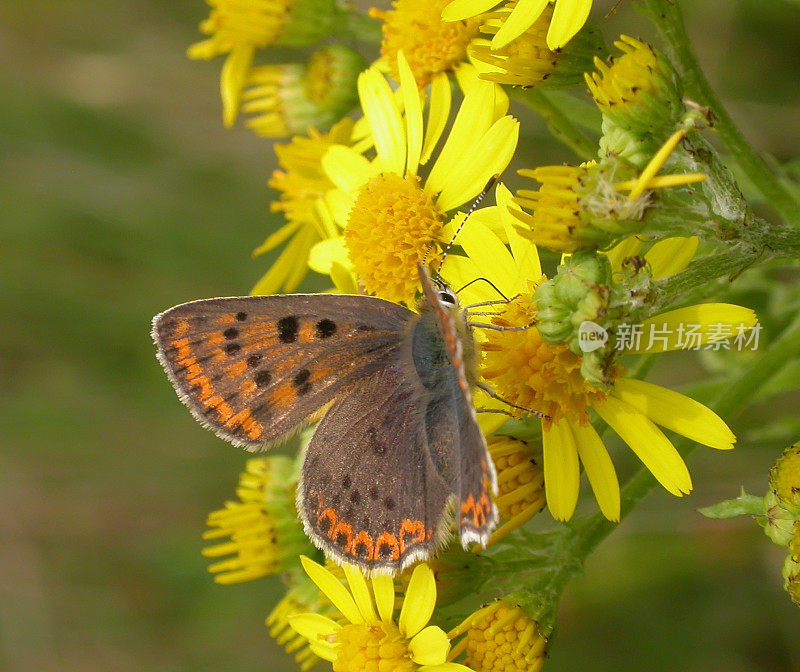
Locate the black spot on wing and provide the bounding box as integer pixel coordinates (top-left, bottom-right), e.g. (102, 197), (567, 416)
(254, 370), (272, 387)
(316, 319), (337, 339)
(278, 316), (299, 343)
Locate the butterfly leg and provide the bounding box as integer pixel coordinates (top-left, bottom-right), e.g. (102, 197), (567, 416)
(464, 296), (521, 310)
(467, 321), (536, 332)
(475, 381), (550, 420)
(475, 407), (515, 417)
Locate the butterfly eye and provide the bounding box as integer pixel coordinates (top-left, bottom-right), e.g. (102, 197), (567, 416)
(438, 290), (457, 306)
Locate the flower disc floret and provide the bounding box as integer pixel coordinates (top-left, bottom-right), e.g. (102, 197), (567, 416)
(452, 601), (547, 672)
(481, 294), (607, 427)
(371, 0), (480, 87)
(345, 174), (444, 303)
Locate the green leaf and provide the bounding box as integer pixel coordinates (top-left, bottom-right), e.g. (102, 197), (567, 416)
(698, 488), (764, 519)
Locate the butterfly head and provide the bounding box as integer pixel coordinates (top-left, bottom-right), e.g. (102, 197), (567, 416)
(432, 278), (459, 309)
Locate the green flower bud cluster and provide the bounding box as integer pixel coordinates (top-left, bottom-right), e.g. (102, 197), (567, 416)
(587, 35), (683, 167)
(534, 251), (654, 387)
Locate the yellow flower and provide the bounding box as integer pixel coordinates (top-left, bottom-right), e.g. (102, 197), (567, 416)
(514, 130), (707, 253)
(268, 585), (329, 670)
(252, 118), (355, 295)
(310, 52), (519, 303)
(202, 457), (316, 583)
(448, 600), (547, 672)
(188, 0), (345, 126)
(240, 46), (364, 138)
(441, 189), (746, 522)
(469, 2), (602, 88)
(586, 35), (682, 135)
(443, 0), (593, 50)
(370, 0), (481, 87)
(289, 557), (473, 671)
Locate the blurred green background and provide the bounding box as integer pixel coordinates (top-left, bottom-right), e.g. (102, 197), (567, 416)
(2, 0), (799, 670)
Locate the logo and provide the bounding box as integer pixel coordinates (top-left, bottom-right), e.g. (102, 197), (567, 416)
(578, 320), (608, 353)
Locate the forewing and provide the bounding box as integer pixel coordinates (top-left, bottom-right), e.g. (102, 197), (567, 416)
(152, 294), (412, 449)
(298, 366), (453, 575)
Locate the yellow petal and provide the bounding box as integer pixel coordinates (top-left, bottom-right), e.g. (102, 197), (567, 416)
(628, 304), (758, 353)
(330, 261), (358, 294)
(308, 640), (339, 662)
(547, 0), (592, 50)
(442, 0), (500, 22)
(398, 564), (436, 638)
(498, 182), (541, 285)
(358, 68), (406, 176)
(372, 574), (395, 622)
(421, 72), (451, 165)
(436, 115), (520, 212)
(542, 418), (580, 521)
(645, 236), (699, 279)
(251, 226), (314, 295)
(299, 556), (364, 624)
(492, 0), (549, 49)
(604, 236), (644, 271)
(344, 564), (377, 622)
(398, 51), (423, 177)
(322, 145), (374, 194)
(593, 396), (693, 496)
(419, 665), (476, 672)
(454, 216), (517, 297)
(612, 379), (735, 450)
(570, 420), (620, 521)
(308, 236), (351, 275)
(288, 612), (340, 641)
(282, 224), (318, 291)
(252, 220), (303, 257)
(323, 189), (358, 230)
(408, 625), (450, 666)
(426, 81), (497, 196)
(221, 44), (254, 127)
(455, 62), (509, 117)
(315, 197), (341, 238)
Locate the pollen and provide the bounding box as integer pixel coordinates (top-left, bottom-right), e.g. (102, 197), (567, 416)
(370, 0), (481, 87)
(333, 622), (415, 672)
(345, 173), (443, 303)
(480, 294), (608, 428)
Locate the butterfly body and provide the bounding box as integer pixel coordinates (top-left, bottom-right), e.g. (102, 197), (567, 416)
(152, 264), (497, 574)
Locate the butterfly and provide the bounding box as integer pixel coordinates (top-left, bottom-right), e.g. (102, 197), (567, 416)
(152, 261), (498, 575)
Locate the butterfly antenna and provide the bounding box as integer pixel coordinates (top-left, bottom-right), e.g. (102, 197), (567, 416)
(435, 174), (500, 278)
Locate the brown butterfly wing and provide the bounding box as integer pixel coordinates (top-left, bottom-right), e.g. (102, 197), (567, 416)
(152, 294), (412, 449)
(298, 364), (453, 575)
(417, 263), (498, 547)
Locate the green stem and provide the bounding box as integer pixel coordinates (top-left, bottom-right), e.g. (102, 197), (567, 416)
(571, 306), (800, 559)
(637, 0), (800, 223)
(511, 88), (597, 160)
(651, 220), (800, 309)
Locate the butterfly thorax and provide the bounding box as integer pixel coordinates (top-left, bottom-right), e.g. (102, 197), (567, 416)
(411, 299), (478, 395)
